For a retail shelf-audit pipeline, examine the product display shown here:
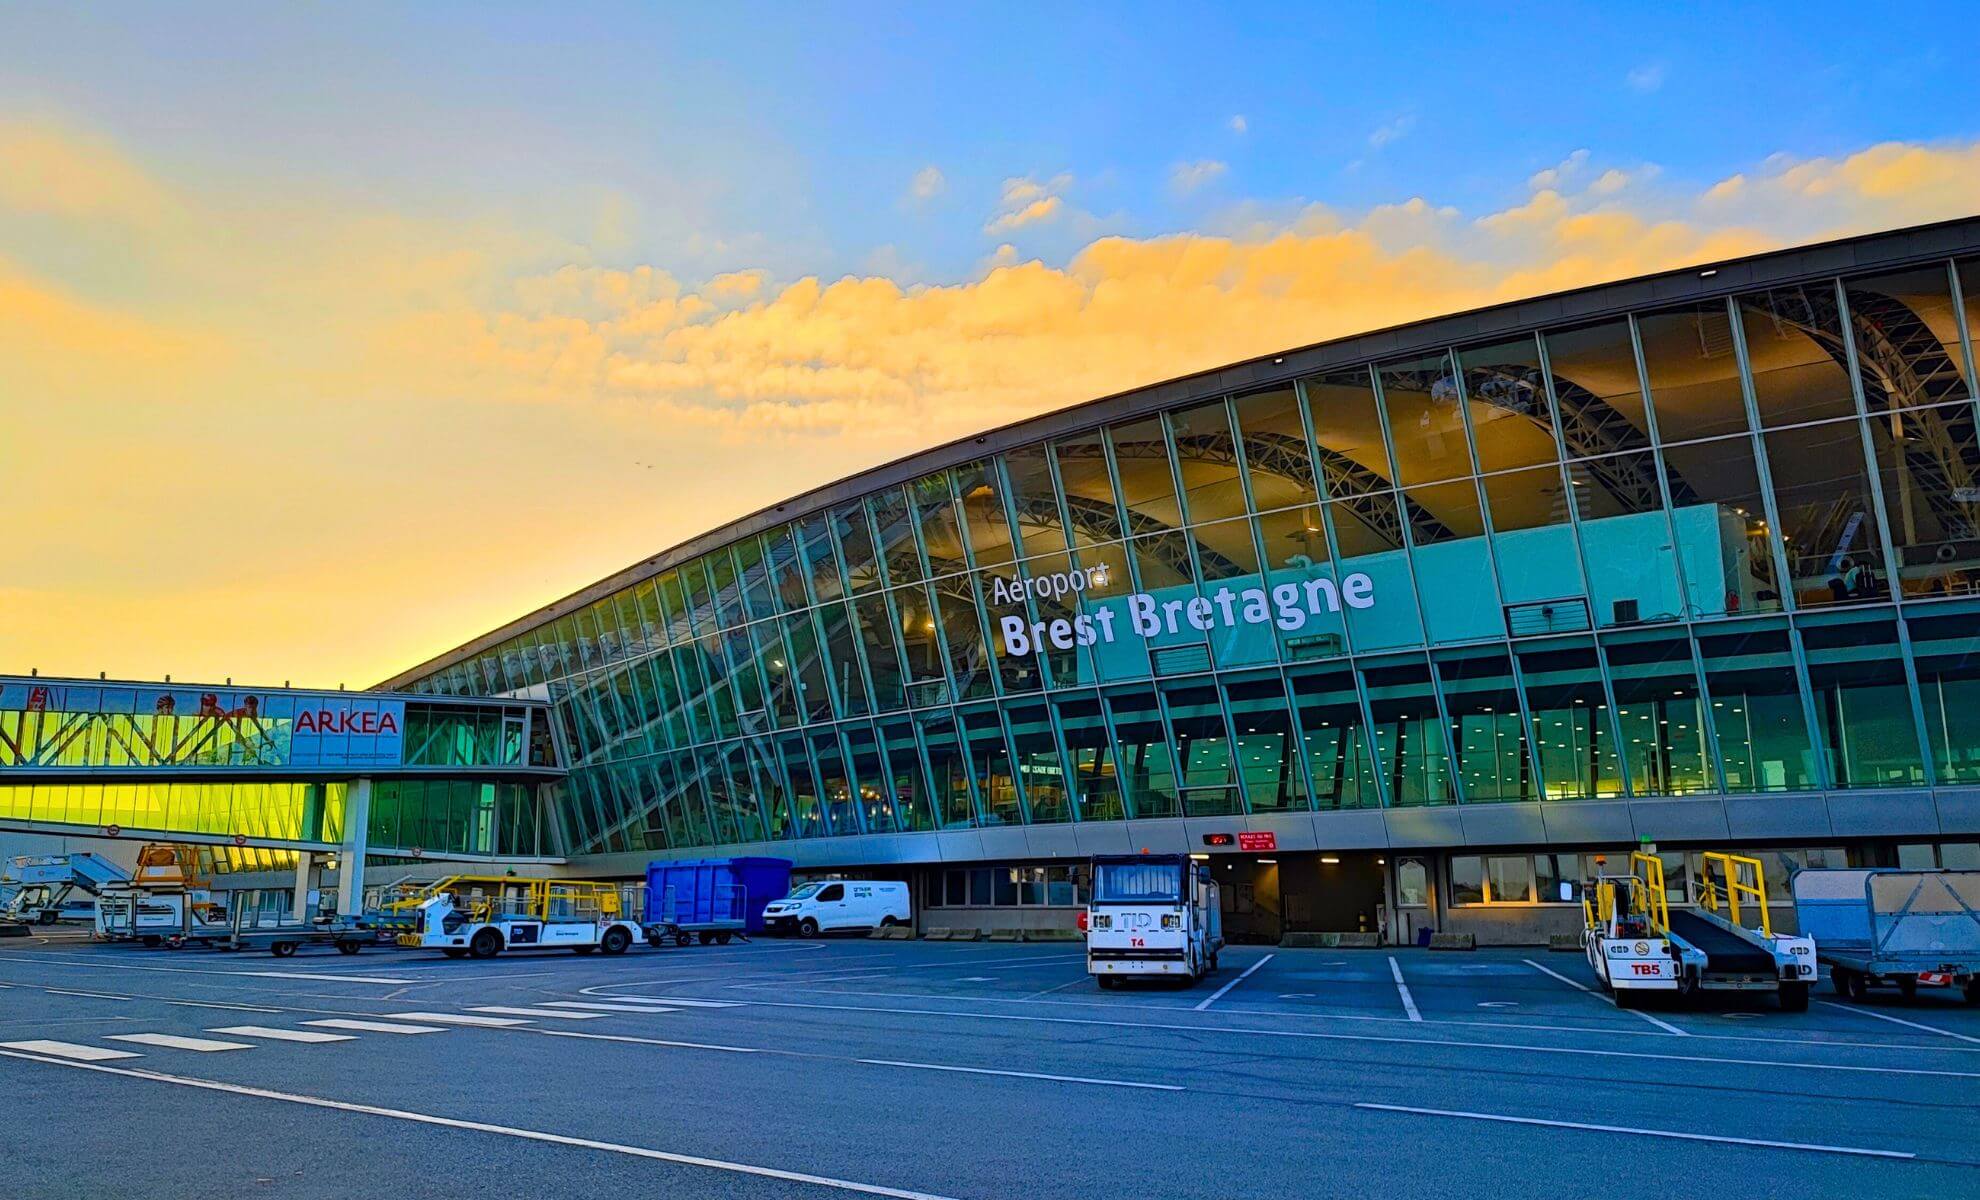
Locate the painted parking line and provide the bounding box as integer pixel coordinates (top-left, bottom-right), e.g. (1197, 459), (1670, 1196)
(857, 1058), (1184, 1092)
(540, 1001), (682, 1014)
(166, 1000), (282, 1014)
(106, 1033), (254, 1052)
(46, 989), (131, 1002)
(0, 1050), (962, 1200)
(601, 997), (743, 1009)
(534, 1030), (761, 1054)
(382, 1012), (534, 1027)
(301, 1019), (448, 1035)
(468, 1006), (607, 1020)
(1522, 958), (1688, 1036)
(1194, 953), (1274, 1012)
(1818, 1000), (1980, 1045)
(1387, 957), (1421, 1022)
(0, 1039), (140, 1061)
(209, 1026), (355, 1044)
(228, 972), (420, 985)
(1355, 1102), (1913, 1160)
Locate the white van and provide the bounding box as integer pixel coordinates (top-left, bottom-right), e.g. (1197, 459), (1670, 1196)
(762, 880), (910, 936)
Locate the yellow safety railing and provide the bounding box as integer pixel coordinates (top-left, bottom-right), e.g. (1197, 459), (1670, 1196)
(385, 875), (624, 922)
(1698, 852), (1771, 937)
(1629, 852), (1670, 936)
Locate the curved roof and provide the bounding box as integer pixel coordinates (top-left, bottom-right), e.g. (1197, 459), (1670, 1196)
(377, 214), (1980, 690)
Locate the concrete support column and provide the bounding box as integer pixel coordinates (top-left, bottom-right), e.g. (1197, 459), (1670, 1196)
(291, 851), (315, 921)
(336, 778), (372, 917)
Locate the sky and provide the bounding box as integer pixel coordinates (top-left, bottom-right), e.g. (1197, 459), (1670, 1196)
(3, 2), (1979, 689)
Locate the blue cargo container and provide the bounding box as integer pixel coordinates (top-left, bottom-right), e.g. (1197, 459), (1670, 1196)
(643, 857), (793, 942)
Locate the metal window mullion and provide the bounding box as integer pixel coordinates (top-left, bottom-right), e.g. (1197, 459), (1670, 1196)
(1294, 376), (1370, 665)
(1834, 277), (1906, 606)
(1037, 693), (1086, 822)
(991, 705), (1035, 825)
(1097, 431), (1147, 595)
(1946, 257), (1980, 438)
(1157, 408), (1213, 605)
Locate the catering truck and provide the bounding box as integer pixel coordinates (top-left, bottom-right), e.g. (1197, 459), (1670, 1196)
(1085, 854), (1222, 988)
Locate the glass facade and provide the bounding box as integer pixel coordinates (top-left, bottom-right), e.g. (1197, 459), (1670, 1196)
(400, 252), (1980, 857)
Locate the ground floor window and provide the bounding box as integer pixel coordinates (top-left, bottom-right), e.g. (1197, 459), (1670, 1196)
(922, 863), (1087, 908)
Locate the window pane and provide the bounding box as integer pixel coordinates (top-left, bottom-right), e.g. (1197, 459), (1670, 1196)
(961, 706), (1022, 825)
(1638, 301), (1749, 440)
(1461, 334), (1559, 472)
(1698, 628), (1818, 792)
(956, 460), (1016, 569)
(917, 710), (976, 828)
(1169, 399), (1249, 525)
(1007, 701), (1070, 824)
(1657, 435), (1783, 616)
(1003, 444), (1069, 556)
(1483, 464), (1588, 630)
(1865, 403), (1980, 598)
(1055, 691), (1125, 822)
(870, 486), (924, 586)
(1382, 351), (1472, 485)
(1106, 688), (1179, 818)
(1165, 682), (1239, 816)
(1438, 650), (1538, 803)
(1802, 621), (1926, 788)
(1738, 284), (1858, 427)
(1765, 420), (1889, 608)
(1545, 319), (1656, 454)
(1566, 452), (1685, 627)
(879, 718), (936, 832)
(1224, 673), (1306, 813)
(1288, 667), (1378, 809)
(1232, 386), (1319, 512)
(1846, 265), (1973, 410)
(832, 502), (882, 594)
(1329, 491), (1424, 651)
(1363, 658), (1453, 806)
(1451, 856), (1484, 905)
(1305, 367), (1393, 496)
(911, 471), (967, 577)
(1486, 855), (1535, 904)
(1051, 433), (1125, 547)
(1405, 479), (1499, 645)
(1604, 635), (1715, 795)
(1910, 613), (1980, 783)
(1518, 642), (1623, 800)
(796, 513), (842, 603)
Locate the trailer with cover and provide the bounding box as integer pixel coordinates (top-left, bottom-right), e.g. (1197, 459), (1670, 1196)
(1791, 867), (1980, 1004)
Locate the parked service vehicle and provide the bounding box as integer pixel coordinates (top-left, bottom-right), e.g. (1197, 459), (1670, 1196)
(1793, 867), (1980, 1004)
(1085, 854), (1222, 988)
(399, 876), (641, 959)
(643, 856), (792, 946)
(761, 879), (910, 936)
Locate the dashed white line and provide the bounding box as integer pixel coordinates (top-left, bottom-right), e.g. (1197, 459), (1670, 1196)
(1194, 953), (1274, 1012)
(383, 1012), (534, 1027)
(1818, 999), (1980, 1045)
(229, 972), (418, 984)
(601, 997), (742, 1009)
(533, 1029), (760, 1054)
(1523, 958), (1688, 1036)
(0, 1050), (963, 1200)
(468, 1006), (606, 1020)
(857, 1058), (1184, 1092)
(1388, 957), (1421, 1022)
(1356, 1102), (1913, 1159)
(209, 1026), (355, 1044)
(107, 1033), (253, 1052)
(540, 1001), (682, 1014)
(167, 1000), (282, 1014)
(301, 1019), (447, 1035)
(46, 989), (130, 1002)
(0, 1039), (139, 1061)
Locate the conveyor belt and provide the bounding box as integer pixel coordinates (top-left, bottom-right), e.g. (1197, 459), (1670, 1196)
(1667, 910), (1775, 973)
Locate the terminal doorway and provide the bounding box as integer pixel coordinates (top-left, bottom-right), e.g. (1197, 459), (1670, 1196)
(1279, 852), (1387, 938)
(1205, 856), (1282, 943)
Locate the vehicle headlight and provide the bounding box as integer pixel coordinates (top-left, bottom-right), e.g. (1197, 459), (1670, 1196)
(1091, 914), (1111, 929)
(1162, 914), (1181, 929)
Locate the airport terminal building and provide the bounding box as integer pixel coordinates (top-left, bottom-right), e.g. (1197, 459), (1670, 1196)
(12, 219), (1980, 943)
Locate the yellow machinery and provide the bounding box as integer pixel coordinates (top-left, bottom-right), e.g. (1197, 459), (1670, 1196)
(1697, 851), (1772, 938)
(395, 875), (639, 959)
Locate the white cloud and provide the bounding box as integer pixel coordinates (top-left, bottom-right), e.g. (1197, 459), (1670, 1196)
(1168, 159), (1227, 195)
(1626, 62), (1667, 92)
(1229, 114), (1248, 135)
(1528, 149), (1591, 190)
(1368, 114), (1416, 149)
(907, 165), (945, 202)
(983, 173), (1073, 234)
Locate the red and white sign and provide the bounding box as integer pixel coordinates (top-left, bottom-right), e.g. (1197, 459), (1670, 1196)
(1237, 831), (1277, 852)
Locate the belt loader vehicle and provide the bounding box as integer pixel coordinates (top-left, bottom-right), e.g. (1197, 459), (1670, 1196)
(396, 876), (641, 959)
(1583, 852), (1816, 1011)
(1086, 854), (1222, 989)
(1792, 868), (1980, 1004)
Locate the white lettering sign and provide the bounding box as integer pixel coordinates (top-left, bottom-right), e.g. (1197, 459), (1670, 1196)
(991, 574), (1375, 658)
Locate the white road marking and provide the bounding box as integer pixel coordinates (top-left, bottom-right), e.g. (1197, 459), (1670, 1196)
(1194, 953), (1274, 1012)
(107, 1033), (253, 1052)
(1523, 958), (1689, 1036)
(958, 976), (994, 982)
(599, 997), (742, 1009)
(1387, 957), (1421, 1022)
(301, 1019), (447, 1035)
(46, 989), (130, 1002)
(209, 1026), (354, 1043)
(1355, 1102), (1913, 1159)
(0, 1049), (962, 1200)
(540, 1002), (681, 1014)
(467, 1006), (606, 1020)
(229, 972), (418, 984)
(0, 1039), (140, 1061)
(382, 1012), (533, 1027)
(740, 997), (1980, 1079)
(534, 1030), (759, 1054)
(166, 1000), (282, 1014)
(1818, 1000), (1980, 1045)
(857, 1058), (1184, 1092)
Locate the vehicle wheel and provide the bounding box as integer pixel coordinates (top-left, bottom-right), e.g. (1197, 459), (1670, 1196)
(698, 931), (716, 946)
(798, 918), (820, 938)
(674, 932), (694, 948)
(1846, 970), (1870, 1001)
(1097, 975), (1119, 990)
(442, 948), (468, 959)
(337, 941), (362, 955)
(1779, 981), (1810, 1013)
(880, 916), (900, 928)
(271, 941), (297, 958)
(646, 933), (666, 949)
(1897, 976), (1919, 1000)
(713, 931), (733, 945)
(469, 929), (502, 959)
(600, 926), (632, 956)
(572, 946), (596, 954)
(1831, 967), (1854, 996)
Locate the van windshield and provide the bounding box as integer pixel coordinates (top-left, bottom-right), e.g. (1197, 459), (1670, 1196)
(1093, 862), (1183, 905)
(784, 883), (823, 901)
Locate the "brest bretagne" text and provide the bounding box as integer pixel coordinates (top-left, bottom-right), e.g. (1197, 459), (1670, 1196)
(991, 569), (1376, 657)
